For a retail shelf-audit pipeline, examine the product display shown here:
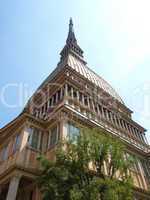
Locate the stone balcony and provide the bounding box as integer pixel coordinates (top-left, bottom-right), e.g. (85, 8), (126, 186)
(0, 146), (41, 178)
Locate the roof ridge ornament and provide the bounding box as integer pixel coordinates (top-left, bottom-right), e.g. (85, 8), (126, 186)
(60, 18), (85, 62)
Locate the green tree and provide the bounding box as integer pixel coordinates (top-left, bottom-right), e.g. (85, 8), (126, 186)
(37, 128), (134, 200)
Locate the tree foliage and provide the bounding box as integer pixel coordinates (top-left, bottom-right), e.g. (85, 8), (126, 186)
(37, 128), (134, 200)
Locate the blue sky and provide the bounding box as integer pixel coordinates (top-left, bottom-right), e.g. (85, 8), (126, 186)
(0, 0), (150, 141)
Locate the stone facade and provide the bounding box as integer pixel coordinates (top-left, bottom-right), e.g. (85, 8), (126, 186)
(0, 19), (150, 199)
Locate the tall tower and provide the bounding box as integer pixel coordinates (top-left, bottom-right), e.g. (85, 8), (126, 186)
(0, 19), (150, 200)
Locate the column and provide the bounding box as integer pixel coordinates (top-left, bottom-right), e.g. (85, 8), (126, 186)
(55, 92), (58, 104)
(109, 112), (114, 124)
(76, 90), (80, 112)
(39, 108), (42, 119)
(101, 106), (105, 119)
(139, 133), (145, 143)
(117, 117), (122, 130)
(117, 117), (123, 136)
(124, 122), (131, 140)
(91, 100), (95, 111)
(71, 87), (74, 98)
(90, 101), (94, 119)
(70, 87), (74, 108)
(6, 175), (21, 200)
(122, 120), (127, 131)
(38, 131), (42, 150)
(135, 129), (140, 142)
(128, 124), (132, 135)
(115, 115), (120, 128)
(87, 97), (90, 109)
(64, 84), (68, 97)
(131, 126), (136, 138)
(52, 96), (55, 107)
(120, 119), (127, 138)
(35, 110), (38, 118)
(124, 121), (128, 131)
(132, 127), (139, 145)
(60, 87), (63, 100)
(128, 124), (134, 142)
(81, 94), (86, 115)
(64, 84), (68, 105)
(47, 98), (50, 108)
(82, 94), (85, 105)
(76, 90), (79, 101)
(105, 109), (109, 121)
(42, 104), (46, 118)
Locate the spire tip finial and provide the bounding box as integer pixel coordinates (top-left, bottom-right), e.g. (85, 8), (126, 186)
(69, 17), (73, 25)
(69, 17), (73, 31)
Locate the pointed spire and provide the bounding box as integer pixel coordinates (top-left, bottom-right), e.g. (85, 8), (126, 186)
(60, 18), (84, 62)
(66, 18), (77, 44)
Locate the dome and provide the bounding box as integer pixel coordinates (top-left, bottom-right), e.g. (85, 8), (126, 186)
(67, 54), (124, 104)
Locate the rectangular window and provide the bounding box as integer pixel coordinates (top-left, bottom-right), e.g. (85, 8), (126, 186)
(27, 127), (40, 150)
(141, 160), (150, 179)
(13, 134), (21, 153)
(50, 126), (57, 146)
(67, 122), (80, 141)
(129, 157), (145, 188)
(31, 129), (40, 149)
(1, 145), (8, 161)
(48, 125), (60, 148)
